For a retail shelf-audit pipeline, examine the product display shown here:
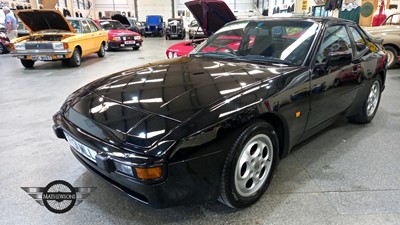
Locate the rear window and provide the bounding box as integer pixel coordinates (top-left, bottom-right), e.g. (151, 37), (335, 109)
(147, 16), (161, 25)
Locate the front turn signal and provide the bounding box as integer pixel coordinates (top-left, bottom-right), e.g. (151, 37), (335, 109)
(135, 166), (162, 180)
(63, 43), (69, 49)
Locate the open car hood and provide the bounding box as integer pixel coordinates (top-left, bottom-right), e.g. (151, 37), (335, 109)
(185, 0), (236, 37)
(16, 10), (75, 33)
(111, 14), (130, 26)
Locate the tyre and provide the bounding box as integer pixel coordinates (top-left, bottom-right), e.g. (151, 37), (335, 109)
(384, 46), (398, 69)
(68, 48), (81, 67)
(62, 60), (70, 66)
(348, 76), (382, 124)
(97, 43), (105, 57)
(132, 46), (140, 50)
(220, 121), (279, 208)
(0, 43), (6, 54)
(20, 59), (35, 68)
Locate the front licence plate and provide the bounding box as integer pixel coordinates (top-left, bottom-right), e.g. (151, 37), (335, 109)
(65, 133), (97, 162)
(125, 40), (135, 44)
(32, 55), (52, 61)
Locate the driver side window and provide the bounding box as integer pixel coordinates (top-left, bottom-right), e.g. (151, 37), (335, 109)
(315, 25), (352, 64)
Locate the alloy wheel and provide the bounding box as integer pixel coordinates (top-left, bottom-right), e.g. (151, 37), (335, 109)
(366, 80), (380, 117)
(387, 50), (394, 66)
(234, 134), (273, 197)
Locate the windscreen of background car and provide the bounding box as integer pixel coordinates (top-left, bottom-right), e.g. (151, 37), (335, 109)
(193, 20), (319, 66)
(100, 21), (126, 30)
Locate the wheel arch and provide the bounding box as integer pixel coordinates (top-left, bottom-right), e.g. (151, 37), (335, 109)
(383, 43), (399, 53)
(258, 113), (290, 159)
(73, 45), (82, 55)
(378, 69), (386, 91)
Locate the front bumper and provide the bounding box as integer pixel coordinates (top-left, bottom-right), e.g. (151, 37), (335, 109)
(107, 40), (142, 49)
(11, 49), (71, 60)
(53, 111), (225, 208)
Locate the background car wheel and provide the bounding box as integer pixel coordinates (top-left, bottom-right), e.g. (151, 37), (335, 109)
(384, 46), (398, 69)
(219, 121), (279, 208)
(68, 48), (81, 67)
(0, 43), (7, 54)
(97, 43), (105, 57)
(132, 46), (140, 50)
(20, 59), (35, 68)
(348, 76), (382, 124)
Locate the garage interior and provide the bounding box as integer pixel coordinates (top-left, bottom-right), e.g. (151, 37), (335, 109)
(1, 0), (400, 224)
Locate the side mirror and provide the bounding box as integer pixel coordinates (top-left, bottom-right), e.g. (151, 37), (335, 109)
(373, 37), (383, 45)
(326, 52), (352, 67)
(355, 43), (368, 52)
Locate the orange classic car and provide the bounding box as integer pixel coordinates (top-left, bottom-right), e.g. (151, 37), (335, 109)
(11, 10), (108, 68)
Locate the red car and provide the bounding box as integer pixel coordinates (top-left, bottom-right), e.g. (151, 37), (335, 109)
(0, 26), (11, 54)
(166, 0), (236, 58)
(96, 19), (143, 51)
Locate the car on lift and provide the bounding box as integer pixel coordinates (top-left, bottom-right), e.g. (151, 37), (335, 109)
(96, 19), (143, 51)
(166, 0), (236, 58)
(145, 15), (164, 37)
(165, 18), (185, 40)
(364, 12), (400, 68)
(53, 15), (387, 208)
(11, 10), (107, 68)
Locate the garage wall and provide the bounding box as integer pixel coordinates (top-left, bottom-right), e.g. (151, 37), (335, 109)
(137, 0), (173, 22)
(223, 0), (254, 10)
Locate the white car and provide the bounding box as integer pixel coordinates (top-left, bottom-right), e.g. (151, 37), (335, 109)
(188, 20), (205, 39)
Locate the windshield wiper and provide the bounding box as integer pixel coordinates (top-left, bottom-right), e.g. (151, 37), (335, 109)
(236, 55), (292, 65)
(191, 52), (236, 59)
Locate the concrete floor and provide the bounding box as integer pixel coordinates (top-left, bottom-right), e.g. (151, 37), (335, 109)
(1, 37), (400, 225)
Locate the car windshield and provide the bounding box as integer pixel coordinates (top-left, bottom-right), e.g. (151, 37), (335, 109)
(68, 19), (80, 32)
(128, 19), (136, 25)
(191, 20), (319, 66)
(100, 21), (126, 30)
(383, 14), (400, 25)
(168, 19), (181, 25)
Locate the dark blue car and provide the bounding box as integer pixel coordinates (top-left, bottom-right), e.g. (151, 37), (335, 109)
(145, 15), (164, 37)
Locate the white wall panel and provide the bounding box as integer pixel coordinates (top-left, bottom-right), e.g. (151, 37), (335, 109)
(137, 0), (173, 21)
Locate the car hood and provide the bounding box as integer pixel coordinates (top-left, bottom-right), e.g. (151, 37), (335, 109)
(107, 29), (139, 36)
(111, 14), (131, 26)
(185, 0), (236, 37)
(363, 25), (400, 34)
(16, 10), (75, 33)
(64, 57), (298, 149)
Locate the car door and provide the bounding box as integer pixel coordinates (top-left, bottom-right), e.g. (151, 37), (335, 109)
(87, 20), (103, 52)
(80, 20), (94, 55)
(306, 24), (362, 130)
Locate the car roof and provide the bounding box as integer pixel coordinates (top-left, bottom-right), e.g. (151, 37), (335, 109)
(67, 17), (93, 21)
(234, 16), (357, 25)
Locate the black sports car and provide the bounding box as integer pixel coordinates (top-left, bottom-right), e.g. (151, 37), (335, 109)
(53, 17), (387, 208)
